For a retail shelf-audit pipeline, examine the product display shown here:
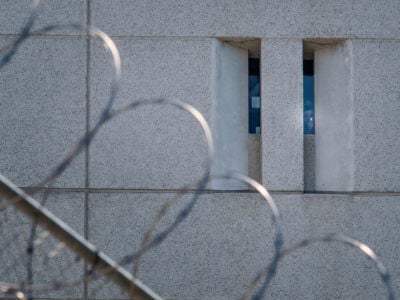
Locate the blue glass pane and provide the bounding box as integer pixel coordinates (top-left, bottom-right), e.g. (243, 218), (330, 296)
(248, 59), (315, 135)
(248, 72), (260, 134)
(303, 75), (315, 134)
(248, 58), (260, 134)
(249, 75), (259, 97)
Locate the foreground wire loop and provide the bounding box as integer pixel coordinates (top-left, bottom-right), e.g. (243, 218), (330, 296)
(0, 9), (124, 298)
(130, 172), (283, 285)
(240, 233), (395, 300)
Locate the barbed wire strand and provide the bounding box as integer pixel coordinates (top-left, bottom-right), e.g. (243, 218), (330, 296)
(128, 172), (283, 297)
(0, 1), (123, 296)
(239, 233), (395, 300)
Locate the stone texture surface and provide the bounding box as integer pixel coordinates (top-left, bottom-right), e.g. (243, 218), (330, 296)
(91, 0), (400, 39)
(261, 39), (303, 191)
(0, 37), (86, 188)
(89, 38), (213, 189)
(0, 191), (85, 299)
(211, 41), (248, 189)
(87, 192), (400, 299)
(314, 41), (354, 192)
(351, 40), (400, 192)
(0, 0), (86, 35)
(315, 40), (400, 192)
(286, 194), (397, 300)
(88, 192), (282, 299)
(91, 0), (304, 38)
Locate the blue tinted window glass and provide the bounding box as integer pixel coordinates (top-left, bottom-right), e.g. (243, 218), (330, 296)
(248, 59), (315, 134)
(303, 60), (315, 134)
(249, 59), (260, 134)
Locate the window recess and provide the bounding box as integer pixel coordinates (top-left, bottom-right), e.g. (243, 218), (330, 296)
(213, 38), (262, 187)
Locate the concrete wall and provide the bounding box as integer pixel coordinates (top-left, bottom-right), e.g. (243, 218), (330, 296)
(314, 41), (355, 191)
(87, 192), (400, 299)
(89, 0), (400, 39)
(89, 37), (213, 189)
(211, 41), (248, 189)
(1, 1), (400, 299)
(261, 39), (303, 191)
(315, 40), (400, 192)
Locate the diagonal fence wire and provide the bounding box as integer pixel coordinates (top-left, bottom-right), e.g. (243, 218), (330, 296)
(0, 0), (397, 299)
(0, 196), (85, 300)
(0, 176), (162, 300)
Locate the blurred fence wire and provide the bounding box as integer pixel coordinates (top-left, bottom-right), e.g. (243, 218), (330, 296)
(0, 1), (396, 299)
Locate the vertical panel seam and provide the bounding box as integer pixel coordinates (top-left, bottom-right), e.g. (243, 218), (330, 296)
(347, 40), (355, 191)
(84, 0), (91, 299)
